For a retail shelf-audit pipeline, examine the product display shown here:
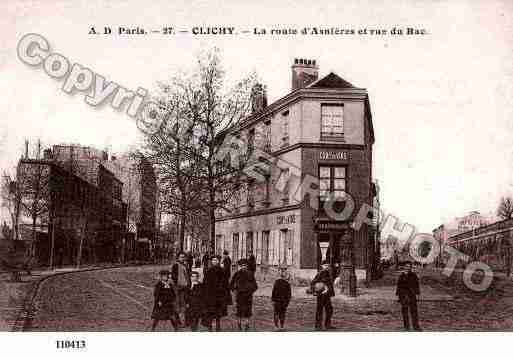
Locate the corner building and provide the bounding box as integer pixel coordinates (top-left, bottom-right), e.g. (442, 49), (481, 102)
(215, 59), (377, 283)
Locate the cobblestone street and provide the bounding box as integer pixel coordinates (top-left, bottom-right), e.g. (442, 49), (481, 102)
(20, 265), (513, 332)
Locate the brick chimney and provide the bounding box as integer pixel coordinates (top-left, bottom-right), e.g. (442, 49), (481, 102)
(291, 58), (319, 90)
(250, 83), (267, 113)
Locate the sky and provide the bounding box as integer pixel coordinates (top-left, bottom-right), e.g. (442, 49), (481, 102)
(0, 0), (512, 232)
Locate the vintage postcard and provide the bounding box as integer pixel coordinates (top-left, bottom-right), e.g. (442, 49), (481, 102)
(0, 0), (512, 356)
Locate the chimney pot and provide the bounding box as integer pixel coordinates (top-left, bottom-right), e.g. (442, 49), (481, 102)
(291, 58), (319, 90)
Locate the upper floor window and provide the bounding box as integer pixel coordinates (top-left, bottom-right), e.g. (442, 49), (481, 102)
(281, 110), (289, 146)
(321, 104), (344, 138)
(247, 128), (255, 156)
(264, 120), (271, 152)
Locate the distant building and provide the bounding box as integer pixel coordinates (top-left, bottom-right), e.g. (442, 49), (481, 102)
(433, 211), (492, 245)
(17, 146), (127, 266)
(105, 153), (158, 261)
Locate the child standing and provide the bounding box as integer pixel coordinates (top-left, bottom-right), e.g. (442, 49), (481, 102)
(151, 270), (178, 331)
(271, 266), (292, 331)
(185, 271), (204, 331)
(230, 259), (258, 331)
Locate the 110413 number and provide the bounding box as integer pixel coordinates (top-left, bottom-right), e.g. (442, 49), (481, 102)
(56, 340), (86, 349)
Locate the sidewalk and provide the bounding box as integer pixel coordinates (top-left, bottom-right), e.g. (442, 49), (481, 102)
(0, 262), (146, 331)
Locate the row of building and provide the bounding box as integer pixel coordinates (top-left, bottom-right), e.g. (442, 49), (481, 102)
(15, 144), (158, 267)
(433, 211), (512, 274)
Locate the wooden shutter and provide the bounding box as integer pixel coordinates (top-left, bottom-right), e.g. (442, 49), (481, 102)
(256, 232), (261, 264)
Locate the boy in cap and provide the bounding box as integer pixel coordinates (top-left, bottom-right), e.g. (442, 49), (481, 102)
(271, 265), (292, 330)
(151, 270), (178, 331)
(311, 260), (336, 330)
(230, 258), (258, 331)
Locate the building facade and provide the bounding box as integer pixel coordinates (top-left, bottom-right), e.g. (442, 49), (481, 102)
(17, 147), (128, 266)
(106, 154), (158, 261)
(215, 59), (377, 282)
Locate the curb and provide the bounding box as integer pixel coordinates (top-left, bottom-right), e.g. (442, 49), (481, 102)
(11, 263), (155, 332)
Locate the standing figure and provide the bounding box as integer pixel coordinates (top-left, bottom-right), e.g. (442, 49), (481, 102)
(185, 271), (205, 331)
(151, 270), (178, 331)
(201, 252), (210, 278)
(396, 261), (421, 331)
(230, 259), (258, 331)
(203, 255), (229, 331)
(221, 250), (232, 279)
(271, 266), (291, 331)
(247, 253), (257, 273)
(171, 252), (191, 326)
(311, 260), (336, 330)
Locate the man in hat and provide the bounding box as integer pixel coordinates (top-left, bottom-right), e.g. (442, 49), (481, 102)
(396, 261), (421, 331)
(311, 260), (336, 330)
(230, 258), (258, 331)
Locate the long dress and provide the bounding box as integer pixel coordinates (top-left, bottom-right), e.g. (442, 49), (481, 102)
(203, 265), (229, 319)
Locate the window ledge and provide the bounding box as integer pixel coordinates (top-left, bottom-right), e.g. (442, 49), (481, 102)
(320, 135), (345, 142)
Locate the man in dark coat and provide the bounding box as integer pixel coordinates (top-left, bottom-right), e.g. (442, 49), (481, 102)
(311, 260), (336, 330)
(230, 259), (258, 331)
(185, 271), (204, 331)
(396, 261), (421, 331)
(203, 255), (229, 331)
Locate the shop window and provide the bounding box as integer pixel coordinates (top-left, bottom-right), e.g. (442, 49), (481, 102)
(261, 231), (270, 265)
(321, 104), (344, 139)
(232, 233), (239, 260)
(246, 231), (254, 256)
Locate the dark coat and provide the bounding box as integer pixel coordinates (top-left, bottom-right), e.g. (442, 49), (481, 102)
(230, 268), (258, 294)
(230, 268), (258, 318)
(222, 256), (232, 278)
(185, 282), (205, 319)
(396, 271), (420, 302)
(151, 281), (176, 320)
(203, 265), (230, 318)
(247, 255), (257, 272)
(312, 269), (335, 297)
(171, 262), (191, 288)
(272, 278), (291, 306)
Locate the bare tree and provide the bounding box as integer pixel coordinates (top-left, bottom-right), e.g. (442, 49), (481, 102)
(1, 168), (22, 241)
(17, 139), (50, 269)
(497, 196), (513, 220)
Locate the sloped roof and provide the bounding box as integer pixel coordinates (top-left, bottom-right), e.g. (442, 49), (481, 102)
(308, 72), (355, 89)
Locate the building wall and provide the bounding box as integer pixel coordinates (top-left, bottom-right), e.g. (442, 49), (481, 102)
(300, 99), (365, 145)
(216, 208), (301, 268)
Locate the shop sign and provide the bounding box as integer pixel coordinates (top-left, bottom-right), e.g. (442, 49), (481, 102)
(319, 151), (348, 161)
(276, 214), (296, 225)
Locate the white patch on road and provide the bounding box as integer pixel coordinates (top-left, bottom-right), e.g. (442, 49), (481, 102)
(99, 280), (151, 311)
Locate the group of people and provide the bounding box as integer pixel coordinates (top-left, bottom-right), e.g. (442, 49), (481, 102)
(151, 251), (262, 331)
(150, 251), (422, 332)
